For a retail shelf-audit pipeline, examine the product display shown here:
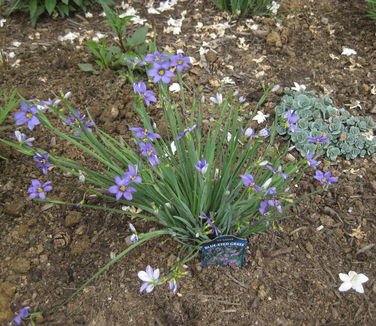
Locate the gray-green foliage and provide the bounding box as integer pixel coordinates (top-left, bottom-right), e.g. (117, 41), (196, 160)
(275, 88), (376, 161)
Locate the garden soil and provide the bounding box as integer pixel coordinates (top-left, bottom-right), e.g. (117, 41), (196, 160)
(1, 0), (376, 325)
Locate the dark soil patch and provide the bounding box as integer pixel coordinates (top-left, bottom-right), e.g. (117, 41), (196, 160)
(1, 0), (376, 325)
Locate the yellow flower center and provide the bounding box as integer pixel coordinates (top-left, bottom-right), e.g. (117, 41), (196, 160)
(158, 69), (165, 76)
(37, 188), (43, 193)
(322, 177), (327, 183)
(26, 113), (33, 118)
(147, 150), (153, 157)
(120, 186), (126, 191)
(130, 176), (136, 181)
(178, 60), (183, 64)
(142, 129), (148, 136)
(41, 159), (46, 163)
(74, 119), (80, 124)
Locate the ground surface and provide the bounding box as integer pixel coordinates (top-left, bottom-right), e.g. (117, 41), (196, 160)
(0, 0), (376, 325)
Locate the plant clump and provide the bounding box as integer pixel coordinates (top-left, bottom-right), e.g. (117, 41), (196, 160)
(275, 87), (376, 161)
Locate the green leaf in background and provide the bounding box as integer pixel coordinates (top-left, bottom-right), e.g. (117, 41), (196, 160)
(78, 63), (100, 75)
(127, 26), (148, 47)
(45, 0), (57, 15)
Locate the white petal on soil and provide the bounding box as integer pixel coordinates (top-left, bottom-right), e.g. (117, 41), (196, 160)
(138, 271), (152, 282)
(341, 47), (357, 56)
(338, 281), (352, 292)
(352, 282), (364, 293)
(339, 273), (350, 282)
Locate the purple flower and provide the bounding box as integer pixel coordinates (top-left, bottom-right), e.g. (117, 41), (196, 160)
(168, 279), (178, 293)
(175, 124), (196, 140)
(266, 165), (277, 174)
(307, 135), (329, 143)
(130, 234), (139, 243)
(13, 130), (35, 146)
(14, 102), (40, 130)
(138, 265), (160, 293)
(170, 53), (190, 72)
(108, 176), (137, 201)
(64, 110), (94, 136)
(238, 96), (247, 103)
(209, 93), (223, 104)
(145, 51), (169, 63)
(139, 142), (159, 166)
(314, 170), (338, 185)
(265, 187), (277, 195)
(240, 174), (261, 191)
(33, 153), (52, 174)
(195, 160), (208, 174)
(259, 201), (270, 216)
(258, 128), (270, 137)
(200, 212), (221, 236)
(241, 127), (258, 139)
(306, 152), (321, 169)
(11, 306), (30, 325)
(147, 62), (175, 84)
(28, 179), (52, 200)
(285, 110), (299, 132)
(125, 57), (147, 67)
(130, 127), (161, 142)
(267, 199), (283, 213)
(133, 81), (157, 107)
(124, 164), (142, 183)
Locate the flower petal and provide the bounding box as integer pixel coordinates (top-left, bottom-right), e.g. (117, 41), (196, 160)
(138, 271), (152, 282)
(352, 282), (364, 293)
(339, 281), (352, 292)
(145, 283), (155, 293)
(153, 268), (160, 280)
(339, 273), (350, 282)
(139, 282), (149, 293)
(145, 265), (154, 278)
(355, 273), (369, 284)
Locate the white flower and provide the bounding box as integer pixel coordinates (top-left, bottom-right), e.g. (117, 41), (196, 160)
(169, 82), (180, 93)
(170, 141), (177, 155)
(210, 93), (223, 104)
(92, 32), (106, 42)
(227, 132), (232, 142)
(341, 47), (357, 56)
(85, 12), (93, 18)
(58, 32), (80, 43)
(339, 271), (368, 293)
(252, 111), (269, 124)
(12, 41), (21, 47)
(157, 0), (178, 12)
(221, 77), (235, 85)
(78, 173), (85, 182)
(148, 7), (160, 14)
(262, 177), (272, 189)
(268, 1), (280, 14)
(291, 82), (306, 92)
(131, 16), (147, 25)
(0, 18), (6, 28)
(138, 265), (160, 293)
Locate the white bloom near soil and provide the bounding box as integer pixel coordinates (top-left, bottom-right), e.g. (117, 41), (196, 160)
(169, 83), (181, 92)
(0, 18), (6, 27)
(85, 12), (93, 18)
(58, 32), (80, 43)
(338, 271), (368, 293)
(291, 82), (307, 92)
(341, 47), (357, 56)
(252, 111), (269, 124)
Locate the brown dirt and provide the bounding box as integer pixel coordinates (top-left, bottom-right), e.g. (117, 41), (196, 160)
(1, 0), (376, 325)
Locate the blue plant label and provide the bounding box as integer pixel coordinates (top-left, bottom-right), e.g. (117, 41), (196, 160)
(201, 235), (247, 267)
